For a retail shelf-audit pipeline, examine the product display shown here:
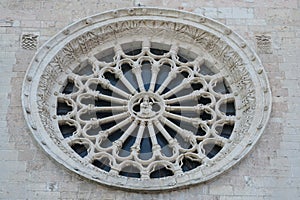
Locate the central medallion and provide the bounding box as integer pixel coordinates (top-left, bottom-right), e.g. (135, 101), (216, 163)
(129, 92), (164, 121)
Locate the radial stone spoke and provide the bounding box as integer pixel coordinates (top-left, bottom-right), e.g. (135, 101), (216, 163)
(98, 75), (132, 99)
(161, 78), (190, 99)
(154, 120), (174, 142)
(118, 75), (138, 95)
(165, 105), (197, 112)
(159, 116), (194, 141)
(164, 90), (202, 104)
(118, 120), (138, 143)
(148, 121), (159, 147)
(132, 65), (145, 92)
(98, 112), (129, 125)
(107, 84), (132, 99)
(148, 63), (160, 92)
(113, 66), (138, 95)
(155, 70), (178, 95)
(97, 93), (128, 105)
(106, 117), (132, 135)
(163, 111), (195, 124)
(93, 106), (128, 112)
(131, 122), (146, 151)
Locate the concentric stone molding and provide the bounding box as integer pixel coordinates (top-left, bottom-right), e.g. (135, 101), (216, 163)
(22, 7), (271, 191)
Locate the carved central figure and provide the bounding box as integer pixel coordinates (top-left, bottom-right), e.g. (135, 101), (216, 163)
(130, 92), (164, 120)
(139, 95), (154, 117)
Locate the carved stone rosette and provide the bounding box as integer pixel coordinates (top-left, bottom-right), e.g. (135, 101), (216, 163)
(22, 8), (271, 190)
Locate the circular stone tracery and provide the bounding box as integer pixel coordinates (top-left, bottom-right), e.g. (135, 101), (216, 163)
(22, 8), (271, 190)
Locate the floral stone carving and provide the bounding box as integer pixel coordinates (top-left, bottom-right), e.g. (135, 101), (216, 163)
(22, 8), (271, 190)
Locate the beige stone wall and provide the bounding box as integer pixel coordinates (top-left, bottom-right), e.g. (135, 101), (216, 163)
(0, 0), (299, 199)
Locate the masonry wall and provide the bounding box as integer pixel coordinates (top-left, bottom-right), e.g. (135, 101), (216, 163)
(0, 0), (299, 199)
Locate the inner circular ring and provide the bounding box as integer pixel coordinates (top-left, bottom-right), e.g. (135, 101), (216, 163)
(128, 92), (165, 121)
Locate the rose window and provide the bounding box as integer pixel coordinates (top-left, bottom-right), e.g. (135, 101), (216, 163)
(57, 41), (235, 178)
(22, 8), (271, 190)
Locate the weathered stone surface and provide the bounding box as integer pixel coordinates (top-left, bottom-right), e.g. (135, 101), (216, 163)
(1, 0), (299, 199)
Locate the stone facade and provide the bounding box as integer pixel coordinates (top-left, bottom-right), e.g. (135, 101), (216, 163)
(0, 0), (299, 199)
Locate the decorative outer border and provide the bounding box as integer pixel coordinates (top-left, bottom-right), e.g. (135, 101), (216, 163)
(22, 7), (272, 191)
